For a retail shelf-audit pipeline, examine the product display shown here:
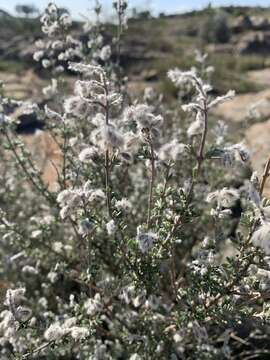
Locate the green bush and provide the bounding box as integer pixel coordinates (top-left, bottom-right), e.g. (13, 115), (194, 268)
(200, 10), (231, 44)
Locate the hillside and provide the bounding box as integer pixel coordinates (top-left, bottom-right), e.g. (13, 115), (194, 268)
(1, 6), (270, 96)
(2, 6), (270, 178)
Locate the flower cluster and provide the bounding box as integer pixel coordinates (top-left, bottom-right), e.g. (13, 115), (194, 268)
(33, 3), (82, 74)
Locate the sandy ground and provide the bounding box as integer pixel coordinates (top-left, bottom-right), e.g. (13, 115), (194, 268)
(0, 69), (46, 100)
(22, 131), (62, 191)
(214, 88), (270, 123)
(247, 68), (270, 87)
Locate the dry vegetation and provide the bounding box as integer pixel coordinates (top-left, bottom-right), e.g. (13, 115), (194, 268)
(1, 2), (270, 360)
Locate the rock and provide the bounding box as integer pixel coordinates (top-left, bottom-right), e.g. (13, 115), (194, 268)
(141, 69), (159, 81)
(23, 131), (62, 191)
(233, 15), (253, 33)
(250, 16), (270, 30)
(16, 112), (44, 134)
(214, 89), (270, 123)
(9, 106), (62, 190)
(246, 119), (270, 196)
(237, 31), (270, 54)
(233, 15), (270, 33)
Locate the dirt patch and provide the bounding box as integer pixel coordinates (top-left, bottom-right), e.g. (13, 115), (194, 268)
(0, 69), (46, 100)
(23, 131), (62, 191)
(247, 68), (270, 87)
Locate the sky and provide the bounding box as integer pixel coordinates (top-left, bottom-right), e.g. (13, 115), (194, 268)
(1, 0), (270, 18)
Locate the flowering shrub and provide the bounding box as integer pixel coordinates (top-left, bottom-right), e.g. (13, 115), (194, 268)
(1, 2), (270, 359)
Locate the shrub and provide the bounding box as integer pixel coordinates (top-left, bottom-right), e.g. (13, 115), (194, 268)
(200, 10), (231, 44)
(0, 2), (270, 360)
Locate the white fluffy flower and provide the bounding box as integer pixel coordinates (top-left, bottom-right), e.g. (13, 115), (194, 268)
(206, 188), (239, 208)
(60, 205), (71, 219)
(57, 189), (81, 208)
(74, 80), (102, 98)
(53, 242), (63, 253)
(48, 271), (58, 283)
(64, 96), (90, 118)
(88, 189), (106, 202)
(194, 50), (208, 63)
(99, 45), (111, 61)
(91, 125), (125, 151)
(187, 112), (204, 137)
(45, 105), (63, 121)
(84, 294), (102, 316)
(63, 317), (77, 329)
(252, 222), (270, 254)
(208, 90), (235, 108)
(44, 323), (65, 341)
(159, 140), (186, 162)
(57, 189), (73, 204)
(168, 69), (197, 87)
(115, 198), (132, 212)
(129, 354), (142, 360)
(31, 230), (42, 239)
(79, 147), (98, 163)
(47, 3), (57, 13)
(33, 50), (44, 62)
(68, 62), (103, 77)
(42, 78), (58, 98)
(124, 104), (163, 138)
(4, 288), (25, 307)
(106, 219), (116, 235)
(22, 266), (38, 275)
(60, 13), (72, 27)
(70, 326), (89, 340)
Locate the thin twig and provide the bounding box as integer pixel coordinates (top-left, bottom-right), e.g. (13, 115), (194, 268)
(147, 136), (155, 230)
(22, 340), (55, 359)
(259, 154), (270, 196)
(156, 163), (171, 228)
(205, 219), (258, 310)
(103, 74), (113, 218)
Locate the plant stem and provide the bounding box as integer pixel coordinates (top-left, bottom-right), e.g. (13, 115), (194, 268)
(62, 122), (67, 188)
(103, 74), (113, 218)
(160, 102), (209, 250)
(22, 340), (55, 359)
(147, 137), (155, 230)
(3, 130), (45, 196)
(197, 100), (208, 173)
(259, 154), (270, 196)
(156, 163), (171, 228)
(157, 102), (209, 297)
(105, 150), (112, 218)
(205, 219), (258, 310)
(186, 100), (208, 203)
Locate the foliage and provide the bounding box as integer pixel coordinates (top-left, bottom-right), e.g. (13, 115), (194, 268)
(200, 9), (231, 44)
(15, 4), (39, 17)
